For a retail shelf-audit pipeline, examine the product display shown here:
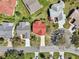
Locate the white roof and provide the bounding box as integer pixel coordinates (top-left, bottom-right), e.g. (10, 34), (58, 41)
(49, 0), (65, 21)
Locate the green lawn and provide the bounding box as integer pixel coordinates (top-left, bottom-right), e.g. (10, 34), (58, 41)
(63, 20), (70, 29)
(53, 52), (59, 59)
(16, 0), (29, 17)
(64, 52), (79, 59)
(64, 0), (79, 15)
(12, 37), (25, 47)
(14, 0), (30, 24)
(0, 39), (8, 46)
(30, 33), (40, 47)
(24, 53), (35, 59)
(39, 52), (50, 59)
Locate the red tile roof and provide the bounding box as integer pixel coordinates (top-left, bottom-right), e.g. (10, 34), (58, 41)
(33, 20), (46, 35)
(0, 0), (16, 16)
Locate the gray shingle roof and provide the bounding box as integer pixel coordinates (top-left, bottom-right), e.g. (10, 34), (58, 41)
(16, 22), (30, 39)
(0, 23), (14, 39)
(70, 9), (79, 28)
(23, 0), (42, 14)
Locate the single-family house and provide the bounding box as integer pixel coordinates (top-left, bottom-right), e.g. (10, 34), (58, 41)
(69, 8), (79, 29)
(49, 0), (66, 23)
(0, 22), (14, 39)
(23, 0), (42, 14)
(32, 20), (46, 46)
(0, 0), (16, 16)
(33, 20), (46, 36)
(16, 22), (30, 47)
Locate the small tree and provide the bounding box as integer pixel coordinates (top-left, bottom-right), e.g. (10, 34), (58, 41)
(39, 53), (45, 59)
(4, 49), (24, 59)
(71, 30), (79, 47)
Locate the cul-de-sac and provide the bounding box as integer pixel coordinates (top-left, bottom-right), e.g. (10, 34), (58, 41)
(0, 0), (79, 59)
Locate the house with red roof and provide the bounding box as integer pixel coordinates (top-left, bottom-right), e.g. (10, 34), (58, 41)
(0, 0), (16, 16)
(33, 20), (46, 36)
(32, 20), (46, 46)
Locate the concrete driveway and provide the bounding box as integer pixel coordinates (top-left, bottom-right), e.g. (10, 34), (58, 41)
(64, 29), (72, 48)
(40, 35), (45, 46)
(7, 39), (12, 47)
(25, 38), (30, 47)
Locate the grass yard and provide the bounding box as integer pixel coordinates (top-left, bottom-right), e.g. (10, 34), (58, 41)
(14, 0), (30, 24)
(16, 0), (29, 17)
(24, 53), (35, 59)
(30, 33), (40, 47)
(0, 39), (8, 46)
(39, 52), (50, 59)
(12, 37), (25, 47)
(64, 0), (79, 15)
(64, 52), (79, 59)
(45, 34), (51, 46)
(53, 52), (59, 59)
(63, 20), (70, 29)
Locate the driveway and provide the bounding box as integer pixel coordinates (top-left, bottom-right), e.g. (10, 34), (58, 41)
(25, 38), (30, 47)
(64, 29), (72, 48)
(40, 35), (45, 46)
(7, 39), (12, 47)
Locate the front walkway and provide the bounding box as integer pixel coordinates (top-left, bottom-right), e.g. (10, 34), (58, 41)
(34, 52), (39, 59)
(50, 52), (54, 59)
(58, 52), (64, 59)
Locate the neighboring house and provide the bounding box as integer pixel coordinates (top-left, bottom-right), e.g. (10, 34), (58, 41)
(16, 22), (30, 39)
(0, 0), (16, 16)
(23, 0), (42, 14)
(32, 20), (46, 36)
(0, 22), (14, 39)
(49, 0), (66, 23)
(69, 8), (79, 29)
(16, 22), (30, 47)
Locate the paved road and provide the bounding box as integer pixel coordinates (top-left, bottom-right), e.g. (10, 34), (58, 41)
(0, 46), (79, 55)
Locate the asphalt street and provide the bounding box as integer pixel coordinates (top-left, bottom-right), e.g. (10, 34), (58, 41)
(0, 46), (79, 55)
